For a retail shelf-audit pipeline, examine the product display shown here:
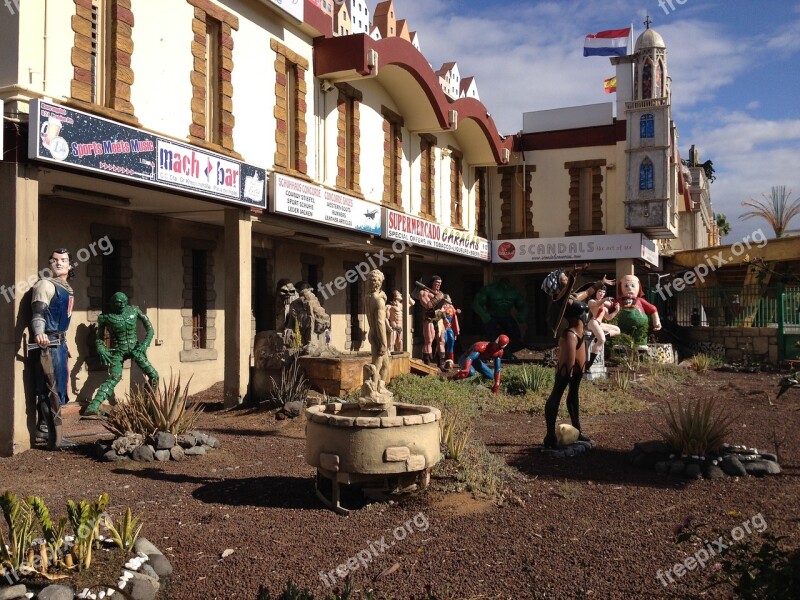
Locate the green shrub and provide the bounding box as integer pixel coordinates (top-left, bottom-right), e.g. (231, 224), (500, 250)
(269, 358), (310, 409)
(657, 397), (735, 456)
(104, 507), (144, 551)
(0, 491), (37, 574)
(104, 374), (203, 438)
(501, 364), (553, 395)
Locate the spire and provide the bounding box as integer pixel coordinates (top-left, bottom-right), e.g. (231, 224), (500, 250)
(644, 14), (652, 29)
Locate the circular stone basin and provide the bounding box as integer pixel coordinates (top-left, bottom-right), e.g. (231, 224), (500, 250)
(305, 402), (441, 478)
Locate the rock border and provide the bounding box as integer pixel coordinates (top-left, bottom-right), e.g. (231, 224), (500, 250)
(628, 440), (781, 479)
(541, 439), (595, 458)
(3, 537), (172, 600)
(98, 431), (220, 463)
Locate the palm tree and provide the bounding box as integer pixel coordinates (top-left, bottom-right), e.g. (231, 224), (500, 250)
(715, 213), (731, 237)
(740, 186), (800, 238)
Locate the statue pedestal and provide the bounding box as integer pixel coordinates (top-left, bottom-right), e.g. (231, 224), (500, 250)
(644, 343), (676, 364)
(583, 337), (607, 381)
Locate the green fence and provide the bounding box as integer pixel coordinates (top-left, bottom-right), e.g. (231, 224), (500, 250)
(647, 283), (800, 360)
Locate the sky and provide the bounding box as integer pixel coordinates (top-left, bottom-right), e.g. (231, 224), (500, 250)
(394, 0), (800, 244)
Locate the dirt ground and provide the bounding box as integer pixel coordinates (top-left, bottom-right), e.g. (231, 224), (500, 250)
(2, 369), (799, 600)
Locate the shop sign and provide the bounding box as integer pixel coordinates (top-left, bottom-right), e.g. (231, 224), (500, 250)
(492, 233), (659, 266)
(384, 209), (490, 261)
(28, 99), (266, 208)
(270, 172), (381, 235)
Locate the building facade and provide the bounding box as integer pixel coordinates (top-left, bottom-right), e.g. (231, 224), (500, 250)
(0, 0), (510, 455)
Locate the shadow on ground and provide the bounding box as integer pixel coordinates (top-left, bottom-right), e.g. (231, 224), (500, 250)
(503, 445), (687, 490)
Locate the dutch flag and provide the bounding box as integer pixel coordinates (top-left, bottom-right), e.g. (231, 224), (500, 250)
(583, 27), (631, 57)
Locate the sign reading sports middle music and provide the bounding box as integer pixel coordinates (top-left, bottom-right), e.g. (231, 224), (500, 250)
(270, 172), (382, 235)
(28, 99), (266, 209)
(384, 209), (490, 261)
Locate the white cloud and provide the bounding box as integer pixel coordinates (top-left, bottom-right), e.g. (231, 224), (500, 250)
(391, 1), (800, 240)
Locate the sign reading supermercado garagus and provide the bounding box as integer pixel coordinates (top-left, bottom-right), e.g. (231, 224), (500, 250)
(384, 208), (490, 261)
(28, 99), (266, 209)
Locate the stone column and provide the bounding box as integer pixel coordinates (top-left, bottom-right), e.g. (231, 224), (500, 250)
(223, 207), (252, 408)
(615, 258), (634, 282)
(401, 253), (412, 354)
(0, 163), (39, 456)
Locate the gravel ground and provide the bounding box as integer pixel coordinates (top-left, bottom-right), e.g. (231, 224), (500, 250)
(1, 370), (799, 600)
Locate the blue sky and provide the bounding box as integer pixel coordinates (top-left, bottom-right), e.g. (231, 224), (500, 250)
(395, 0), (800, 243)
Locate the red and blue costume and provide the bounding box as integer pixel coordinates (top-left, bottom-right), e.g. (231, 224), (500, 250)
(453, 335), (509, 394)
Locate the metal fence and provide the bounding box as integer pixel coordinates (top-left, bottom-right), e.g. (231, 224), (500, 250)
(648, 284), (800, 328)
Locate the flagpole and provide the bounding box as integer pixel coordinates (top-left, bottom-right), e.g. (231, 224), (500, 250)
(629, 22), (633, 55)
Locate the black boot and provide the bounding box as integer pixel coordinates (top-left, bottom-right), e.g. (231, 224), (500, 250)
(543, 371), (571, 448)
(586, 352), (598, 371)
(566, 372), (591, 442)
(423, 353), (432, 365)
(35, 399), (50, 442)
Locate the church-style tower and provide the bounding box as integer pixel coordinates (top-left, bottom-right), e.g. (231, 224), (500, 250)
(623, 17), (678, 239)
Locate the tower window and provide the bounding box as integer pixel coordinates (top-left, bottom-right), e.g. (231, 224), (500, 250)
(642, 60), (653, 99)
(639, 158), (654, 190)
(640, 114), (654, 138)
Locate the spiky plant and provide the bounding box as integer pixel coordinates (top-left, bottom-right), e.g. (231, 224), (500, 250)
(740, 186), (800, 238)
(104, 507), (143, 551)
(0, 491), (37, 574)
(103, 374), (202, 437)
(66, 493), (109, 571)
(28, 496), (67, 569)
(658, 397), (735, 456)
(268, 358), (310, 409)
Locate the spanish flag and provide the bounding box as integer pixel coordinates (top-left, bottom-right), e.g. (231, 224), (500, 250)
(604, 76), (617, 94)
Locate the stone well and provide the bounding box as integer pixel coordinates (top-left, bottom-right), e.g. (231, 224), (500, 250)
(305, 402), (441, 513)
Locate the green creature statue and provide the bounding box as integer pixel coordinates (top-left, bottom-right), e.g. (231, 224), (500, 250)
(83, 292), (159, 416)
(472, 278), (528, 352)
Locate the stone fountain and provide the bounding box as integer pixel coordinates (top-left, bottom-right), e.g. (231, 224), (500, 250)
(305, 270), (441, 513)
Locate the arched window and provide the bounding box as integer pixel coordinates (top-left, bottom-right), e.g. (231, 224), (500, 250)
(639, 158), (654, 190)
(655, 60), (664, 98)
(642, 59), (653, 99)
(640, 114), (654, 138)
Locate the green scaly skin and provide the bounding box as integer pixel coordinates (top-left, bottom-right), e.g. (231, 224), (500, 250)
(85, 293), (158, 415)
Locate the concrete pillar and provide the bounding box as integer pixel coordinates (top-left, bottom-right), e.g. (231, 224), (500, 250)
(616, 258), (634, 282)
(401, 252), (412, 353)
(223, 207), (252, 408)
(0, 163), (39, 456)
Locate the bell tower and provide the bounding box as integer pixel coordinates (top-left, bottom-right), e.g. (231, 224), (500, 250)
(623, 16), (678, 239)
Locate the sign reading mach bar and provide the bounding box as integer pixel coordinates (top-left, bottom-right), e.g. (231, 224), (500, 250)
(384, 209), (490, 261)
(28, 99), (265, 208)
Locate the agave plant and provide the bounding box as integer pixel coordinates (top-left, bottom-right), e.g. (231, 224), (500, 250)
(657, 397), (735, 456)
(104, 373), (202, 437)
(268, 358), (310, 409)
(104, 507), (143, 551)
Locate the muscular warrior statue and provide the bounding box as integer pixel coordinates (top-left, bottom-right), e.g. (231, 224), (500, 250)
(31, 247), (77, 449)
(472, 278), (528, 352)
(386, 290), (413, 353)
(418, 275), (445, 365)
(84, 292), (159, 416)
